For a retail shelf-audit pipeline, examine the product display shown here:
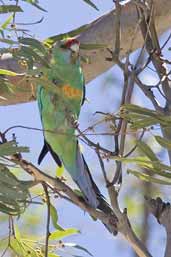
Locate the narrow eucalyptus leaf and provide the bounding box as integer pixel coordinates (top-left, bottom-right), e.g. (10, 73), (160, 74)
(1, 14), (13, 30)
(0, 141), (29, 156)
(155, 135), (171, 150)
(0, 37), (18, 44)
(49, 228), (79, 240)
(136, 141), (158, 162)
(0, 5), (23, 13)
(43, 24), (89, 47)
(82, 0), (99, 11)
(21, 0), (47, 12)
(19, 37), (47, 55)
(128, 169), (171, 185)
(0, 69), (21, 76)
(50, 203), (64, 231)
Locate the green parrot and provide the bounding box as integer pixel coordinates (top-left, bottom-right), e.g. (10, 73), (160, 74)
(37, 38), (113, 218)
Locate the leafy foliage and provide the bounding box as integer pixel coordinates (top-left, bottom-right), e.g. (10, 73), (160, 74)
(50, 202), (64, 231)
(0, 5), (23, 14)
(116, 103), (171, 185)
(120, 104), (171, 129)
(21, 0), (47, 12)
(0, 164), (32, 215)
(0, 140), (29, 156)
(0, 69), (21, 76)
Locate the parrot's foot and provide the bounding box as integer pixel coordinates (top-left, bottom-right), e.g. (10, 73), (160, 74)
(73, 119), (79, 128)
(70, 116), (79, 128)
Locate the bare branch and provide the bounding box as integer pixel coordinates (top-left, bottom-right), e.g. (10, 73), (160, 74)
(146, 197), (171, 257)
(108, 186), (153, 257)
(0, 0), (171, 105)
(42, 183), (51, 257)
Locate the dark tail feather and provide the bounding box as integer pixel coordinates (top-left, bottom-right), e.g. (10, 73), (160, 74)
(38, 141), (62, 167)
(75, 143), (99, 208)
(38, 141), (117, 234)
(38, 142), (49, 165)
(75, 144), (117, 234)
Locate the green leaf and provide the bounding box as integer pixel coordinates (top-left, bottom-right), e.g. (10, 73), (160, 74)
(43, 24), (90, 47)
(15, 46), (49, 67)
(49, 228), (79, 240)
(111, 155), (171, 173)
(128, 169), (171, 185)
(0, 141), (29, 156)
(0, 69), (22, 76)
(136, 141), (158, 162)
(121, 104), (171, 127)
(154, 135), (171, 150)
(10, 238), (25, 257)
(21, 0), (47, 12)
(0, 5), (23, 14)
(0, 37), (18, 45)
(19, 37), (47, 55)
(144, 167), (171, 179)
(14, 225), (21, 240)
(48, 253), (60, 257)
(1, 14), (13, 30)
(130, 117), (159, 129)
(0, 165), (31, 215)
(65, 243), (93, 256)
(121, 104), (158, 117)
(82, 0), (99, 11)
(10, 234), (38, 257)
(50, 203), (64, 231)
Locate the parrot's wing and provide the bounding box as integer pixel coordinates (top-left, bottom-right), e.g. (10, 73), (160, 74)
(38, 140), (62, 167)
(37, 84), (62, 167)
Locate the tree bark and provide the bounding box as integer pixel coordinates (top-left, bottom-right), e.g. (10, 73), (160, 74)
(0, 0), (171, 105)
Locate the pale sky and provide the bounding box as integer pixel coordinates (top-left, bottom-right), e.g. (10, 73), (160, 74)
(0, 1), (170, 257)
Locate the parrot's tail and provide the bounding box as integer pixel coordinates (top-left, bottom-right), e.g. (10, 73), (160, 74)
(74, 143), (99, 208)
(75, 143), (117, 234)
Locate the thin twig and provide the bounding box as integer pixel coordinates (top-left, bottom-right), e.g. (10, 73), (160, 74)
(96, 149), (109, 185)
(42, 183), (51, 257)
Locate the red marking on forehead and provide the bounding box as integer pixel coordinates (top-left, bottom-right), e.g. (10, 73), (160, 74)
(64, 38), (80, 48)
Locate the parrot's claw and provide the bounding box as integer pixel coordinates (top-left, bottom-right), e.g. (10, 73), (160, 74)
(73, 119), (79, 128)
(70, 116), (79, 128)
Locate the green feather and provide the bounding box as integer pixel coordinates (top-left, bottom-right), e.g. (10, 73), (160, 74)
(37, 45), (84, 177)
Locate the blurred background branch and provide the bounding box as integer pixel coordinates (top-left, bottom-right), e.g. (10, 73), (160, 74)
(0, 0), (171, 105)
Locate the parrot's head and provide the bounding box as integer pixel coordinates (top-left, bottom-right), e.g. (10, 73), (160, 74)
(59, 38), (80, 63)
(61, 38), (80, 53)
(53, 38), (80, 64)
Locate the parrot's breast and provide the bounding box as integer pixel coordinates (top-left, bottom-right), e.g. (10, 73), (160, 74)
(62, 84), (82, 99)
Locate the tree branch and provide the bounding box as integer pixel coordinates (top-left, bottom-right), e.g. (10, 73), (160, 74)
(0, 0), (171, 105)
(108, 186), (152, 257)
(9, 155), (152, 257)
(146, 197), (171, 257)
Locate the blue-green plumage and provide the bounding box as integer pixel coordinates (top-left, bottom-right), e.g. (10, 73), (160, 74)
(37, 39), (113, 214)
